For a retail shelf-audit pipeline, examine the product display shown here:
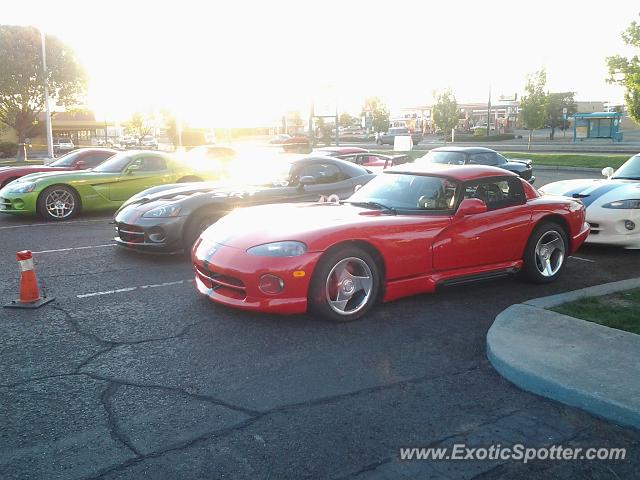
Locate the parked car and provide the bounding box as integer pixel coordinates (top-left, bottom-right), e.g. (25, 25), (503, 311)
(417, 147), (535, 183)
(140, 135), (158, 149)
(0, 148), (117, 189)
(539, 153), (640, 248)
(53, 137), (74, 155)
(192, 163), (589, 321)
(376, 127), (423, 146)
(0, 151), (227, 221)
(268, 134), (292, 144)
(119, 135), (139, 148)
(114, 156), (376, 253)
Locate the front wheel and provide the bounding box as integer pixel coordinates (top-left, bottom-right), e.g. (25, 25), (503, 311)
(522, 221), (568, 283)
(309, 246), (381, 322)
(183, 212), (220, 253)
(37, 185), (80, 221)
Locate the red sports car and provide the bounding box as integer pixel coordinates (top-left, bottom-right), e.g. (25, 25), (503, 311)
(192, 164), (589, 321)
(0, 148), (117, 188)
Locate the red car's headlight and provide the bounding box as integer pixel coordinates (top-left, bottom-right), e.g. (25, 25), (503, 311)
(247, 241), (307, 257)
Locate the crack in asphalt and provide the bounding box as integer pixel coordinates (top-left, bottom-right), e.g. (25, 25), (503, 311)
(100, 382), (143, 457)
(53, 305), (114, 347)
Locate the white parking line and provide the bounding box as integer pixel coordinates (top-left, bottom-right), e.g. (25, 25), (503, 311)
(569, 256), (596, 263)
(31, 244), (116, 254)
(0, 219), (110, 230)
(76, 279), (193, 298)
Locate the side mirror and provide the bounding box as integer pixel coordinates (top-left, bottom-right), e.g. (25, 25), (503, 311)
(74, 160), (86, 170)
(602, 167), (615, 179)
(299, 175), (317, 186)
(125, 163), (141, 174)
(455, 198), (487, 219)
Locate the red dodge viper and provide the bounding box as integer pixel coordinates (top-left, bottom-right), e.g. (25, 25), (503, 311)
(192, 164), (589, 321)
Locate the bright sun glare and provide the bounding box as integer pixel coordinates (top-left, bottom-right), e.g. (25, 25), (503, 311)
(4, 0), (638, 127)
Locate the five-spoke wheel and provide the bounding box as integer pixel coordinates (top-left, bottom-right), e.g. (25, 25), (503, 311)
(523, 221), (568, 283)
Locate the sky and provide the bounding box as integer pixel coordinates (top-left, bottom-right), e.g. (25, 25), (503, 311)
(3, 0), (639, 127)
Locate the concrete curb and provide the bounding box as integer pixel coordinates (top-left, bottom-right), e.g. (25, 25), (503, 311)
(487, 279), (640, 430)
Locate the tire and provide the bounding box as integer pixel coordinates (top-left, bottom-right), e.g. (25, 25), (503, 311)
(36, 185), (81, 221)
(183, 212), (221, 253)
(1, 176), (19, 189)
(309, 246), (381, 322)
(522, 221), (568, 284)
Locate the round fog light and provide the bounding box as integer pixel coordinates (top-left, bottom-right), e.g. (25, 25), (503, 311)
(624, 220), (636, 231)
(148, 227), (166, 243)
(258, 274), (284, 295)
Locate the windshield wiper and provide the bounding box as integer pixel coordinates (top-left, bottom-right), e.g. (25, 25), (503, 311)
(611, 176), (640, 180)
(343, 200), (396, 214)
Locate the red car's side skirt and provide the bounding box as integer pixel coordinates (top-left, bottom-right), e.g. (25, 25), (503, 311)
(382, 260), (523, 303)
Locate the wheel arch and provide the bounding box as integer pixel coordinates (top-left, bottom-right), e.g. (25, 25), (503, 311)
(177, 175), (204, 183)
(520, 213), (570, 258)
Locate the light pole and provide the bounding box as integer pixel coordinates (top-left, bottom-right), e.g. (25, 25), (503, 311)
(40, 28), (54, 158)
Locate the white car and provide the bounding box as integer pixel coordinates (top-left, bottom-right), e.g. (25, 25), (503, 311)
(53, 137), (74, 155)
(539, 154), (640, 249)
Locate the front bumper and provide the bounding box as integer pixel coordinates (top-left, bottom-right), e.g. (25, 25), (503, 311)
(570, 221), (591, 253)
(192, 242), (323, 315)
(0, 192), (38, 215)
(114, 209), (187, 252)
(585, 210), (640, 249)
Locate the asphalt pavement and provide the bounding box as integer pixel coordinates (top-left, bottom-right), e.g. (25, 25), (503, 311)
(1, 169), (639, 479)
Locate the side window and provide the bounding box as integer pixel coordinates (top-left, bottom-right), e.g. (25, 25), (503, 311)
(130, 156), (167, 171)
(495, 153), (508, 165)
(297, 163), (344, 184)
(469, 153), (498, 166)
(463, 178), (523, 210)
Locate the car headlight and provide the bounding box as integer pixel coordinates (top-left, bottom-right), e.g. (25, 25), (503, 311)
(6, 182), (36, 193)
(247, 241), (307, 257)
(142, 204), (182, 218)
(602, 199), (640, 209)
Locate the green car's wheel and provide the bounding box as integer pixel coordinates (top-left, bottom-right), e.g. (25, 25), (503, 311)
(37, 185), (80, 221)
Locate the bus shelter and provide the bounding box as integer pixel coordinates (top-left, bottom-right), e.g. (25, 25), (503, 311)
(573, 112), (623, 142)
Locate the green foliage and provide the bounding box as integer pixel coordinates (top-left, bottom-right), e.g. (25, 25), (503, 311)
(520, 69), (548, 131)
(315, 117), (332, 145)
(362, 97), (390, 133)
(0, 25), (86, 146)
(0, 141), (17, 158)
(546, 92), (576, 138)
(473, 127), (487, 136)
(607, 15), (640, 125)
(456, 133), (515, 142)
(432, 89), (459, 141)
(160, 109), (178, 146)
(123, 111), (154, 137)
(503, 152), (629, 168)
(339, 112), (355, 128)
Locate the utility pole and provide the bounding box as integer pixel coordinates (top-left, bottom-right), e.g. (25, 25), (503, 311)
(40, 29), (54, 158)
(335, 103), (339, 146)
(486, 86), (491, 137)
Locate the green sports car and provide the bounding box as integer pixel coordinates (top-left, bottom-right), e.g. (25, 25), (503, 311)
(0, 150), (225, 220)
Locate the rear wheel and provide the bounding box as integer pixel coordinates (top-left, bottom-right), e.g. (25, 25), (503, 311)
(522, 221), (568, 283)
(309, 246), (380, 322)
(37, 185), (80, 221)
(177, 176), (203, 183)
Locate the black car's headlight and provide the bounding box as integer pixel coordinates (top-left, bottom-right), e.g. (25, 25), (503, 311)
(247, 241), (307, 257)
(602, 199), (640, 209)
(143, 204), (182, 218)
(6, 182), (36, 193)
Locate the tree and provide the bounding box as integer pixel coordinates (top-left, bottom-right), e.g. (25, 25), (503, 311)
(315, 117), (332, 146)
(160, 109), (179, 146)
(546, 92), (576, 139)
(362, 97), (390, 134)
(432, 89), (459, 143)
(607, 15), (640, 125)
(519, 69), (548, 150)
(123, 111), (155, 138)
(339, 112), (355, 128)
(0, 25), (86, 159)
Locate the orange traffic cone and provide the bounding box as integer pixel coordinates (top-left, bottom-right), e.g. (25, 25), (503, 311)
(4, 250), (55, 309)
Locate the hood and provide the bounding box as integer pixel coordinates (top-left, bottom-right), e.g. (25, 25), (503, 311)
(506, 158), (532, 166)
(17, 167), (94, 183)
(539, 178), (639, 207)
(0, 165), (70, 177)
(199, 202), (439, 251)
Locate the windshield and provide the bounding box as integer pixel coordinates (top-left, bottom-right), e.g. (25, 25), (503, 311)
(49, 150), (83, 167)
(420, 151), (466, 165)
(92, 152), (133, 173)
(612, 155), (640, 180)
(348, 172), (458, 211)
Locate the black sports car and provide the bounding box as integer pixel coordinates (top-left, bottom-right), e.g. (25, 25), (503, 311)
(113, 156), (376, 253)
(417, 146), (535, 183)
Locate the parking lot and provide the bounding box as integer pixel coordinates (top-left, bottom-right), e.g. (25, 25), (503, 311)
(1, 168), (639, 479)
